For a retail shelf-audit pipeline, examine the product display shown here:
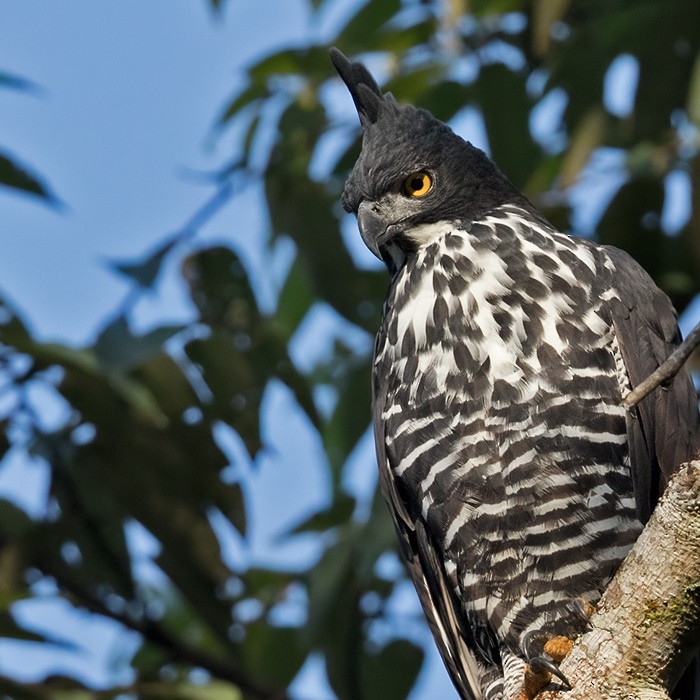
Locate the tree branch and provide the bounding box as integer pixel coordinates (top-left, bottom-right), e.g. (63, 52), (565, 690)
(37, 560), (291, 700)
(621, 323), (700, 409)
(539, 459), (700, 699)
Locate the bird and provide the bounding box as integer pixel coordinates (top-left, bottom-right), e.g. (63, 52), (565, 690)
(329, 47), (700, 700)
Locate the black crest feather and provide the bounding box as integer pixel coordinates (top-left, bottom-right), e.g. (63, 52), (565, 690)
(329, 47), (383, 125)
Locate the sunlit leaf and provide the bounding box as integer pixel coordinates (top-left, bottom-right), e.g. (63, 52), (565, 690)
(560, 107), (605, 186)
(687, 51), (700, 127)
(531, 0), (571, 57)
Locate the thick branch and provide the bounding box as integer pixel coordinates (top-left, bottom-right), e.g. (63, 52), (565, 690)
(539, 459), (700, 700)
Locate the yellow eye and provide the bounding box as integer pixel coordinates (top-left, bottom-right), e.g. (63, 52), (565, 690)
(403, 171), (433, 198)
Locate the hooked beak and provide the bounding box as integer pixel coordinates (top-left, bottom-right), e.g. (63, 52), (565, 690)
(357, 200), (390, 260)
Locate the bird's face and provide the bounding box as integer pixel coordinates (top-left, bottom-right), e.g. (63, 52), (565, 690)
(331, 48), (525, 272)
(341, 105), (474, 265)
(353, 167), (441, 259)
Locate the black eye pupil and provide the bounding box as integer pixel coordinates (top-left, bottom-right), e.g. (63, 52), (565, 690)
(411, 177), (423, 190)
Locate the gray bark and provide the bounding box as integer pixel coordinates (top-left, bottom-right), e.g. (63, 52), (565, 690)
(538, 459), (700, 700)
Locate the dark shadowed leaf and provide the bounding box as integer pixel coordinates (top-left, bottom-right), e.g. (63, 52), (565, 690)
(243, 624), (308, 688)
(361, 639), (424, 700)
(183, 246), (259, 330)
(0, 151), (60, 205)
(0, 421), (10, 464)
(217, 83), (267, 127)
(475, 64), (541, 189)
(288, 492), (356, 534)
(185, 332), (262, 456)
(132, 353), (202, 420)
(93, 315), (183, 373)
(334, 0), (401, 52)
(208, 0), (226, 13)
(597, 177), (700, 309)
(109, 235), (180, 290)
(0, 71), (39, 93)
(323, 357), (372, 476)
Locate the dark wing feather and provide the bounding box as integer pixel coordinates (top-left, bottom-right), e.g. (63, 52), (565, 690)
(605, 245), (700, 523)
(372, 365), (483, 700)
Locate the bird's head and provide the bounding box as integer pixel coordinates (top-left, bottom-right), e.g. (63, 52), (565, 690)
(330, 48), (529, 271)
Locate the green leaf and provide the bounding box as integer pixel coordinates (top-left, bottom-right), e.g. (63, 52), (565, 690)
(0, 151), (60, 205)
(361, 639), (424, 700)
(217, 83), (267, 127)
(93, 315), (183, 373)
(275, 257), (315, 340)
(167, 681), (242, 700)
(560, 107), (605, 186)
(287, 493), (356, 534)
(596, 177), (700, 309)
(531, 0), (571, 57)
(0, 498), (33, 537)
(475, 64), (541, 189)
(50, 347), (168, 426)
(183, 246), (259, 330)
(185, 332), (262, 456)
(132, 353), (202, 421)
(243, 624), (308, 688)
(323, 357), (372, 475)
(0, 676), (46, 700)
(333, 0), (402, 52)
(687, 51), (700, 127)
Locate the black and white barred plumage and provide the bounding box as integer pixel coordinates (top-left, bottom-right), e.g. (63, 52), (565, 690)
(330, 49), (700, 700)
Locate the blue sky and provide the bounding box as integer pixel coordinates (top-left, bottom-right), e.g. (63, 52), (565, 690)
(1, 2), (697, 698)
(0, 1), (457, 697)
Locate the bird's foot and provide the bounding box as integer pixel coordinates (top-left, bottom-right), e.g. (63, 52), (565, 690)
(543, 635), (575, 664)
(514, 635), (574, 699)
(520, 655), (572, 699)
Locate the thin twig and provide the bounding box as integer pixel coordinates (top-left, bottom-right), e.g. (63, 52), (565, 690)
(621, 322), (700, 410)
(116, 176), (240, 318)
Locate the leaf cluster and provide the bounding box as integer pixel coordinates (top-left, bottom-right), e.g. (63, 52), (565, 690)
(1, 0), (699, 698)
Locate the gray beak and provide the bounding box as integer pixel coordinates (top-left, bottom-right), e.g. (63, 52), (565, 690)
(357, 201), (388, 260)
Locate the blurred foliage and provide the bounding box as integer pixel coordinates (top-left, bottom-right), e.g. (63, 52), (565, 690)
(1, 0), (700, 698)
(0, 72), (59, 206)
